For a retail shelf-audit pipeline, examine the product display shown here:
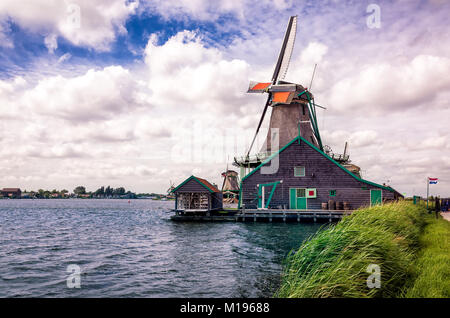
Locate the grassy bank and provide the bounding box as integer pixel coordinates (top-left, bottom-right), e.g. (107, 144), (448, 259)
(276, 202), (444, 298)
(403, 216), (450, 297)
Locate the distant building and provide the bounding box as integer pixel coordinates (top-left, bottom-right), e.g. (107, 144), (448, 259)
(1, 188), (22, 199)
(172, 176), (223, 212)
(21, 192), (35, 199)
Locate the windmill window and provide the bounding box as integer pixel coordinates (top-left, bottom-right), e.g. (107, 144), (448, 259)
(294, 166), (305, 177)
(330, 190), (336, 196)
(296, 188), (306, 198)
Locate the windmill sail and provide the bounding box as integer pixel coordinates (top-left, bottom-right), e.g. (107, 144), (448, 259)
(235, 16), (329, 175)
(272, 15), (297, 83)
(245, 16), (298, 157)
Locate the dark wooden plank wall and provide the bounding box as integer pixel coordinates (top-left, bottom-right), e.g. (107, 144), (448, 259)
(242, 139), (395, 209)
(211, 193), (223, 209)
(174, 178), (223, 210)
(173, 178), (211, 193)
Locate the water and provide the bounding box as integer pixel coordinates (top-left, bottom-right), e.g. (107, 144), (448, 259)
(0, 199), (323, 297)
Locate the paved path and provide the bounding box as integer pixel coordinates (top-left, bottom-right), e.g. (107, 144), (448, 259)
(440, 212), (450, 221)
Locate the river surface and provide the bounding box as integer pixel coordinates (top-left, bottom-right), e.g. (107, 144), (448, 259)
(0, 199), (323, 297)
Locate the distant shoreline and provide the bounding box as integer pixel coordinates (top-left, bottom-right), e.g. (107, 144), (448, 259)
(0, 197), (175, 201)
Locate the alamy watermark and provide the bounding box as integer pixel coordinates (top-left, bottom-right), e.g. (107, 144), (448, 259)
(366, 264), (381, 289)
(366, 4), (381, 29)
(66, 264), (81, 288)
(169, 123), (281, 174)
(66, 2), (81, 29)
(261, 128), (279, 175)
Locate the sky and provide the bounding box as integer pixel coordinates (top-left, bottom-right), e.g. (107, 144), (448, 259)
(0, 0), (449, 196)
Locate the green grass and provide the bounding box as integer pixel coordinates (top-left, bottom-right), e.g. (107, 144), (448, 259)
(276, 202), (431, 298)
(403, 216), (450, 298)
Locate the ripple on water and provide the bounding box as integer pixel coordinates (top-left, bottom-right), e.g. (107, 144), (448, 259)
(0, 199), (322, 297)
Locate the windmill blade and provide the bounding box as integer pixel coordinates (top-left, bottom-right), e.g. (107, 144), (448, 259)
(271, 16), (297, 84)
(246, 94), (272, 158)
(268, 83), (297, 92)
(245, 16), (297, 157)
(247, 81), (271, 93)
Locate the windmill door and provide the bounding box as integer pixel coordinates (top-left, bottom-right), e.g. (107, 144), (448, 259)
(370, 189), (382, 206)
(289, 188), (307, 209)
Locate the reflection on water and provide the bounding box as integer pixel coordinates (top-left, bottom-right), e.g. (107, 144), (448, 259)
(0, 199), (322, 297)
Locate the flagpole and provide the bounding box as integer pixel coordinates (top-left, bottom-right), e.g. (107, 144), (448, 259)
(426, 177), (429, 210)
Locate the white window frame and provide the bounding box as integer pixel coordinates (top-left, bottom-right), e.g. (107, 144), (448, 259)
(294, 166), (305, 177)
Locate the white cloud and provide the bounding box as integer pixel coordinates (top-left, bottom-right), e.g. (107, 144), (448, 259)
(0, 0), (138, 51)
(57, 53), (72, 64)
(326, 55), (450, 113)
(22, 144), (88, 159)
(1, 1), (450, 196)
(21, 66), (149, 122)
(298, 42), (329, 67)
(44, 34), (58, 53)
(144, 30), (253, 113)
(141, 0), (246, 21)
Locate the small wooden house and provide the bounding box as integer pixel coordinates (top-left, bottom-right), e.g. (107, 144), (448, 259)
(1, 188), (22, 198)
(239, 136), (402, 210)
(172, 176), (223, 212)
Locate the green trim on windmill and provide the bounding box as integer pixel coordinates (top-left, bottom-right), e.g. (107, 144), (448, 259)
(171, 175), (215, 193)
(305, 91), (323, 151)
(241, 134), (395, 192)
(257, 181), (281, 208)
(297, 90), (324, 151)
(264, 181), (281, 208)
(238, 182), (243, 209)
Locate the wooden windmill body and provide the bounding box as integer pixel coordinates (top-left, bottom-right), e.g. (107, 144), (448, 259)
(234, 16), (323, 169)
(233, 16), (359, 179)
(221, 170), (240, 204)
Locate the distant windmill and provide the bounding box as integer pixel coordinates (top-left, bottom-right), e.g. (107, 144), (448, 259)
(167, 181), (175, 195)
(221, 170), (240, 192)
(234, 16), (324, 170)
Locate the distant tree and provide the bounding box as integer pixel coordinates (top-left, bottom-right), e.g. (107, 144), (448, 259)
(37, 189), (45, 198)
(113, 187), (126, 196)
(126, 191), (137, 199)
(105, 186), (112, 196)
(74, 186), (86, 195)
(94, 186), (105, 197)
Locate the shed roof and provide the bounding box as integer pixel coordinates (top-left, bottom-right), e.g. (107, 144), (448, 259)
(172, 175), (220, 193)
(242, 135), (401, 194)
(1, 188), (21, 192)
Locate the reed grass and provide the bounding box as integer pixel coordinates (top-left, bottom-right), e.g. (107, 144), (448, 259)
(403, 216), (450, 298)
(276, 202), (428, 298)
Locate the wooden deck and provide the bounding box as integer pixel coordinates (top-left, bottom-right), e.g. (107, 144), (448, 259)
(170, 209), (352, 223)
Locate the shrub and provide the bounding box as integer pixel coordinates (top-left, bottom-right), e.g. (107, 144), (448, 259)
(276, 202), (427, 298)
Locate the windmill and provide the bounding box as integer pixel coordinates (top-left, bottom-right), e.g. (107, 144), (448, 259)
(221, 170), (240, 204)
(167, 181), (175, 195)
(234, 16), (324, 171)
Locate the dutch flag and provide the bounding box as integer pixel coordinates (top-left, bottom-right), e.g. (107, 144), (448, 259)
(428, 177), (438, 184)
